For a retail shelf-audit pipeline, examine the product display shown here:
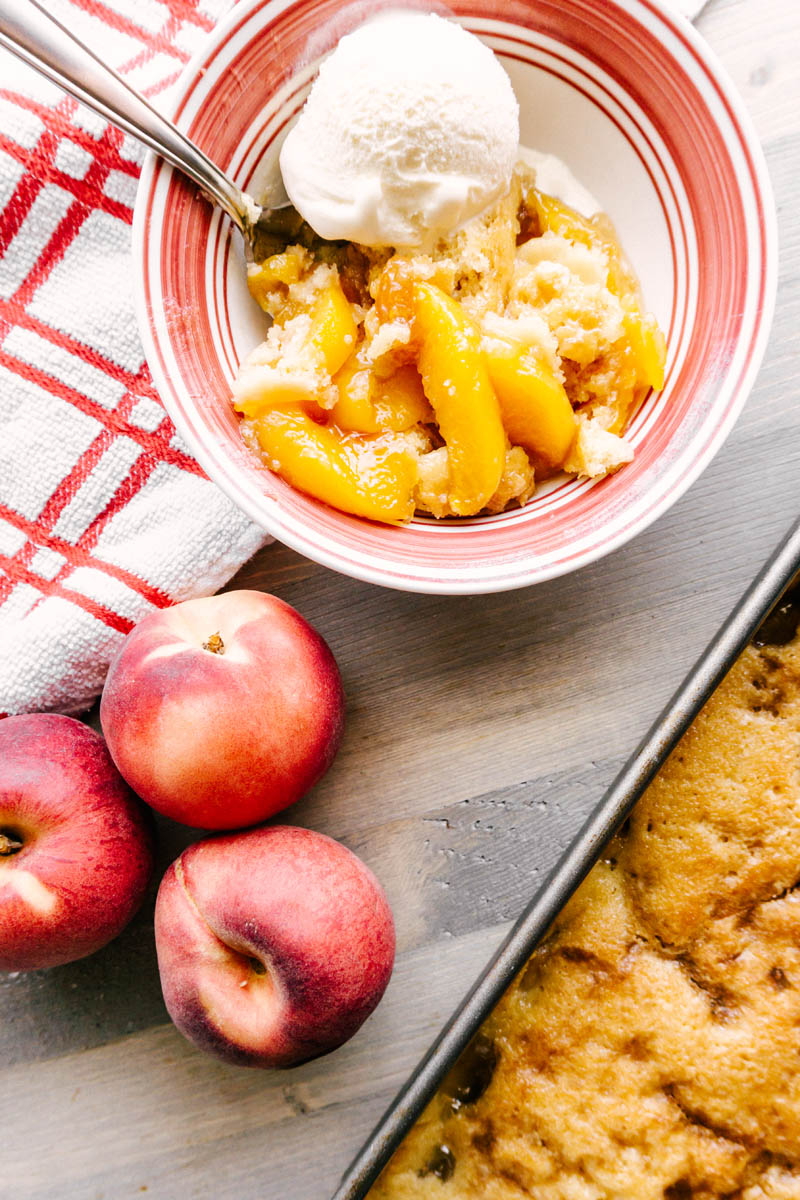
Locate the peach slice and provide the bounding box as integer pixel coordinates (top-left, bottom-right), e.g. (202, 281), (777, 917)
(308, 276), (358, 376)
(251, 407), (417, 523)
(534, 191), (666, 396)
(533, 191), (604, 249)
(414, 281), (505, 516)
(333, 358), (432, 434)
(623, 306), (666, 393)
(373, 257), (420, 329)
(234, 275), (359, 419)
(533, 191), (638, 303)
(246, 248), (305, 310)
(484, 339), (577, 471)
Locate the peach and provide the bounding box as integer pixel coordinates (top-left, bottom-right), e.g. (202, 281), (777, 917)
(0, 714), (153, 971)
(100, 591), (345, 830)
(154, 825), (395, 1067)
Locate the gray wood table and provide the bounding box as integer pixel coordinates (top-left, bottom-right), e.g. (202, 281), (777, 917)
(2, 1), (799, 1196)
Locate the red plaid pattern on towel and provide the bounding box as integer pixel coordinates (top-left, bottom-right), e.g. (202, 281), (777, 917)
(0, 0), (265, 717)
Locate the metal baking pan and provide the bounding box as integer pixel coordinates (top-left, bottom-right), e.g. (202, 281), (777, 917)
(333, 514), (800, 1200)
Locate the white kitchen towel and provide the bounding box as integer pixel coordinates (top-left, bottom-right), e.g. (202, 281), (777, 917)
(0, 0), (709, 718)
(0, 0), (267, 717)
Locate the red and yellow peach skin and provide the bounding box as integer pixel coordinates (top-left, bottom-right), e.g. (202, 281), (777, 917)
(0, 714), (153, 971)
(100, 590), (345, 831)
(154, 825), (395, 1067)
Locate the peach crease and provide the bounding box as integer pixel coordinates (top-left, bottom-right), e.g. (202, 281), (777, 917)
(173, 858), (288, 1053)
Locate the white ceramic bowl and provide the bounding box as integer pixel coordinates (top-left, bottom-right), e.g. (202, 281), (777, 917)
(133, 0), (777, 594)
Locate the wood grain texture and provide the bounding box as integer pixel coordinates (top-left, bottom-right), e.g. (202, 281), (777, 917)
(2, 1), (799, 1196)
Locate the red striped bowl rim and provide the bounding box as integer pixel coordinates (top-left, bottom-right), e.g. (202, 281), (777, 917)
(133, 0), (777, 594)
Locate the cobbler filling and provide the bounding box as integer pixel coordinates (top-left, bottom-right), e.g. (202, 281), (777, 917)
(232, 161), (665, 524)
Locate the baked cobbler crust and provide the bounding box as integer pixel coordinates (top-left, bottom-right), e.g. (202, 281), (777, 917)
(371, 606), (800, 1199)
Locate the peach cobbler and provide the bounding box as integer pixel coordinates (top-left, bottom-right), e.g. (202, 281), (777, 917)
(232, 160), (665, 524)
(372, 597), (800, 1199)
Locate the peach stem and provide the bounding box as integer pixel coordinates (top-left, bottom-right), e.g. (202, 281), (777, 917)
(201, 632), (226, 655)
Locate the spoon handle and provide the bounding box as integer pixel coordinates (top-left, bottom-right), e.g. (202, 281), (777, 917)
(0, 0), (253, 231)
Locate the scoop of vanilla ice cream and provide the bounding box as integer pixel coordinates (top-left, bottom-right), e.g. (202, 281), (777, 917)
(279, 11), (520, 248)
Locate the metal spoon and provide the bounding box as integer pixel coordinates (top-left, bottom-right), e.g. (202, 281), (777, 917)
(0, 0), (308, 262)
